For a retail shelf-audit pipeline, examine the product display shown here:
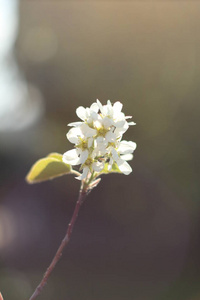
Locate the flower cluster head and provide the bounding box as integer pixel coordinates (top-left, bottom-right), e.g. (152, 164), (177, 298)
(63, 100), (136, 180)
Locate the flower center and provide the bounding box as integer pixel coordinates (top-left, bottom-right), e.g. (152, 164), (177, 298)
(96, 126), (109, 137)
(77, 138), (88, 151)
(80, 157), (94, 172)
(108, 142), (115, 148)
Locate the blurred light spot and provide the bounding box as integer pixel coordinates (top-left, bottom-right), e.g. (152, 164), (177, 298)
(0, 0), (44, 134)
(0, 84), (44, 132)
(0, 0), (18, 56)
(22, 26), (58, 63)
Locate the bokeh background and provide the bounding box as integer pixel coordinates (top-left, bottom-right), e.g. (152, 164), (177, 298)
(0, 1), (200, 300)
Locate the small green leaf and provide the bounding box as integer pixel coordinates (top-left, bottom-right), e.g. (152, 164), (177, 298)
(26, 153), (72, 184)
(100, 162), (122, 175)
(47, 152), (63, 161)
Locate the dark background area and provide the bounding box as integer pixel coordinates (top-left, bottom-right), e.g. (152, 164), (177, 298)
(0, 1), (200, 300)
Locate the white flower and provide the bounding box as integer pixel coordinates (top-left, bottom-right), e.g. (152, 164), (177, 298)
(68, 102), (99, 127)
(116, 159), (132, 175)
(106, 140), (137, 175)
(93, 118), (116, 146)
(96, 99), (135, 137)
(63, 148), (88, 166)
(75, 152), (104, 180)
(76, 160), (104, 181)
(67, 125), (95, 146)
(118, 140), (137, 155)
(63, 99), (137, 180)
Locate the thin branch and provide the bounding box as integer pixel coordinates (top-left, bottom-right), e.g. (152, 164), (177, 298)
(29, 184), (87, 300)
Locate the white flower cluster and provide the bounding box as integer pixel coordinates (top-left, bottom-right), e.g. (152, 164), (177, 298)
(63, 100), (136, 180)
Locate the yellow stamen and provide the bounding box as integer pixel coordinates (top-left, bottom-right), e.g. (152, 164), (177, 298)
(97, 126), (109, 137)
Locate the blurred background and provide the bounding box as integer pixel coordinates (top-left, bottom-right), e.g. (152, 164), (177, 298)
(0, 1), (200, 299)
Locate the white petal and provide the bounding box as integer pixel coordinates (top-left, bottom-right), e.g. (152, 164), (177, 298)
(113, 101), (123, 116)
(67, 127), (81, 144)
(90, 111), (99, 121)
(115, 120), (126, 128)
(92, 161), (104, 172)
(105, 131), (116, 142)
(96, 136), (104, 144)
(128, 121), (136, 126)
(102, 117), (113, 129)
(88, 137), (93, 148)
(106, 100), (113, 115)
(118, 160), (132, 175)
(80, 123), (96, 137)
(107, 100), (112, 106)
(85, 107), (91, 118)
(93, 119), (102, 129)
(120, 154), (133, 161)
(98, 99), (108, 115)
(62, 149), (80, 165)
(90, 102), (99, 113)
(79, 150), (88, 164)
(96, 136), (107, 152)
(67, 134), (78, 144)
(76, 106), (87, 121)
(118, 141), (137, 154)
(96, 99), (104, 114)
(111, 148), (119, 161)
(68, 121), (83, 127)
(113, 128), (123, 139)
(114, 122), (128, 135)
(76, 167), (89, 180)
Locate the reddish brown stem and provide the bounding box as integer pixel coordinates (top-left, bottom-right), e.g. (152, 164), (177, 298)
(29, 186), (87, 300)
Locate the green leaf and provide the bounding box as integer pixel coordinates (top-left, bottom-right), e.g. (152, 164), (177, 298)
(100, 162), (122, 175)
(47, 152), (63, 161)
(26, 153), (72, 184)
